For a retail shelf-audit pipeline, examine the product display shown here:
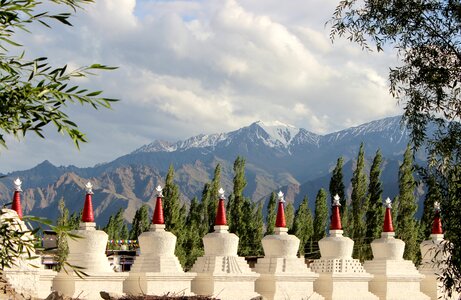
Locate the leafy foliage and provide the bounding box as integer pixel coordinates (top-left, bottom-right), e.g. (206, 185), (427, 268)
(330, 1), (461, 292)
(0, 0), (117, 149)
(55, 197), (79, 271)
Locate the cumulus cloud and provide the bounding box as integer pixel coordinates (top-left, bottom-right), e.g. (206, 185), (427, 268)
(0, 0), (402, 173)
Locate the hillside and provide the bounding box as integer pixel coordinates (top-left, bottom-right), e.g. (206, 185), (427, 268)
(0, 115), (424, 225)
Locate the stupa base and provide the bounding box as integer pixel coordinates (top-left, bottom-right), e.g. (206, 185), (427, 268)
(364, 260), (429, 300)
(313, 273), (379, 300)
(124, 272), (195, 296)
(256, 273), (324, 300)
(192, 274), (260, 300)
(53, 271), (127, 300)
(38, 269), (57, 298)
(419, 272), (459, 300)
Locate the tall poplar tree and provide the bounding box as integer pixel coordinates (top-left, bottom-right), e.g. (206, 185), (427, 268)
(313, 188), (328, 258)
(329, 157), (346, 206)
(395, 145), (419, 262)
(329, 157), (347, 231)
(285, 202), (295, 232)
(129, 204), (150, 240)
(241, 202), (264, 256)
(199, 182), (211, 237)
(163, 165), (184, 235)
(163, 165), (187, 265)
(56, 198), (70, 271)
(420, 176), (442, 239)
(183, 197), (204, 269)
(291, 196), (314, 256)
(207, 164), (221, 232)
(364, 149), (384, 260)
(104, 208), (127, 249)
(350, 143), (368, 260)
(265, 192), (277, 236)
(228, 156), (247, 237)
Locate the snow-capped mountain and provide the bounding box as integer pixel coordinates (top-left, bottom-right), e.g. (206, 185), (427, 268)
(132, 120), (320, 154)
(133, 116), (407, 156)
(0, 115), (418, 225)
(323, 116), (406, 144)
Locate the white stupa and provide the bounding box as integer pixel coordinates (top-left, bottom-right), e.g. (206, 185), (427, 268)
(190, 188), (260, 300)
(253, 191), (324, 300)
(310, 195), (378, 300)
(1, 178), (56, 299)
(363, 198), (429, 299)
(419, 202), (458, 299)
(124, 185), (195, 295)
(53, 182), (126, 299)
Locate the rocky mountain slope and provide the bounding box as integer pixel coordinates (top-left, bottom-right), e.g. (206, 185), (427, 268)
(0, 115), (421, 225)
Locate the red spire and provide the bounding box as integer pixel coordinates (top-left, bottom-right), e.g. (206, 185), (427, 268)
(431, 202), (443, 234)
(275, 191), (286, 228)
(152, 185), (165, 224)
(215, 188), (227, 226)
(81, 182), (95, 222)
(12, 178), (23, 219)
(383, 198), (394, 232)
(330, 194), (342, 230)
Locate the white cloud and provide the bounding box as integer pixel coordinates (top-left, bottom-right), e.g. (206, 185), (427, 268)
(0, 0), (403, 173)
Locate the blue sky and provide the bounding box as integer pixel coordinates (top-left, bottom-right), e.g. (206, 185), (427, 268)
(0, 0), (401, 173)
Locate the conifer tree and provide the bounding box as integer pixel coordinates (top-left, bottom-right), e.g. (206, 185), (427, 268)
(395, 144), (419, 262)
(350, 143), (368, 260)
(129, 204), (150, 240)
(421, 176), (442, 238)
(285, 202), (295, 232)
(265, 192), (277, 236)
(313, 188), (328, 258)
(364, 149), (384, 260)
(291, 196), (314, 256)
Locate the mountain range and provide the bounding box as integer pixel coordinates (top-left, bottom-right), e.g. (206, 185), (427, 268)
(0, 115), (426, 225)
